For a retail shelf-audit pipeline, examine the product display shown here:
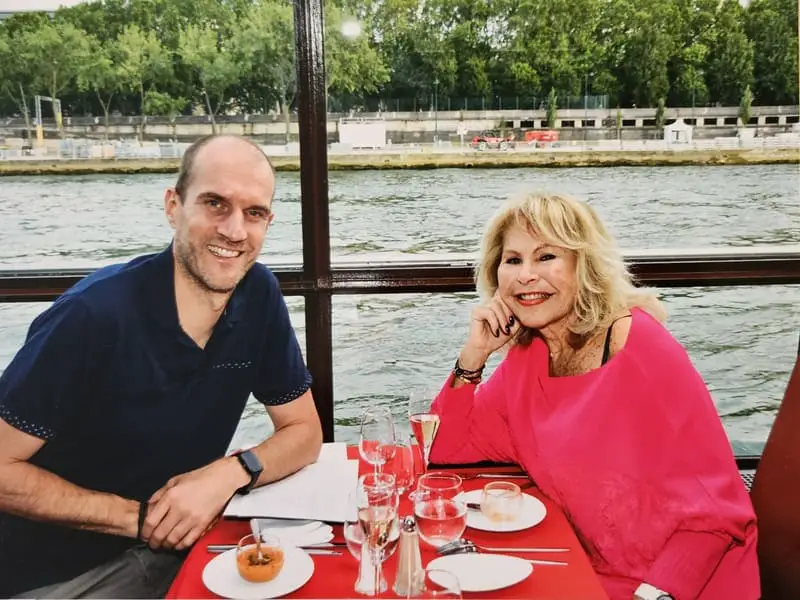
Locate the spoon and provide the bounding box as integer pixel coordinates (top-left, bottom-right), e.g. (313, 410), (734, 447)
(250, 518), (264, 562)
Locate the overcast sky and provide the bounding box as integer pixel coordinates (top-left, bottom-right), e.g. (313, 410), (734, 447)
(0, 0), (88, 11)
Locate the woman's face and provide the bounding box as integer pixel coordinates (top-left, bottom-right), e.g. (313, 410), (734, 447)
(496, 223), (578, 334)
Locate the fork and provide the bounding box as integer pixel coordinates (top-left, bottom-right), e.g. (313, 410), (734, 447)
(436, 541), (568, 566)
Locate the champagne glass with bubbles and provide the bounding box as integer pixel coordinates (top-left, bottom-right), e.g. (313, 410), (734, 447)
(408, 388), (441, 474)
(359, 407), (396, 474)
(349, 473), (399, 596)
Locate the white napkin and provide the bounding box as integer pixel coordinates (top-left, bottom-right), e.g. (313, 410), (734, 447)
(251, 518), (334, 547)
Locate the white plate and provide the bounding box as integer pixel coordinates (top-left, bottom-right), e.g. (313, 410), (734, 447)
(202, 545), (314, 599)
(427, 553), (533, 592)
(461, 489), (547, 532)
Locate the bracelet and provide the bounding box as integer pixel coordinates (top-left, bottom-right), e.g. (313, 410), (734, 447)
(454, 358), (484, 383)
(137, 501), (148, 541)
(454, 371), (482, 385)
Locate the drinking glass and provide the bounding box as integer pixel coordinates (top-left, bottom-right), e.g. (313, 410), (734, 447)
(359, 407), (396, 474)
(480, 481), (523, 522)
(416, 472), (463, 499)
(408, 388), (441, 474)
(385, 436), (416, 495)
(407, 568), (462, 599)
(351, 472), (399, 596)
(412, 473), (467, 548)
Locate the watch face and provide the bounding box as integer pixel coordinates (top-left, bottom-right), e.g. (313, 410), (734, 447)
(240, 450), (263, 475)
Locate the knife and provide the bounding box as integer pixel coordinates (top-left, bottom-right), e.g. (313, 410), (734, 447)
(207, 544), (343, 555)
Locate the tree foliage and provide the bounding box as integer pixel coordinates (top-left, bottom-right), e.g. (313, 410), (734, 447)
(0, 0), (796, 121)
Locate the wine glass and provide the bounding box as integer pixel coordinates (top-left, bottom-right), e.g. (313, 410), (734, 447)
(408, 388), (441, 474)
(359, 407), (396, 474)
(408, 568), (463, 599)
(351, 472), (399, 596)
(385, 436), (416, 495)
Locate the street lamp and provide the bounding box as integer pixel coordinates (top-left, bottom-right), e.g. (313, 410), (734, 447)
(434, 78), (439, 144)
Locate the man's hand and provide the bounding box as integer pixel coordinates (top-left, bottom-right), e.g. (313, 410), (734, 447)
(141, 457), (247, 551)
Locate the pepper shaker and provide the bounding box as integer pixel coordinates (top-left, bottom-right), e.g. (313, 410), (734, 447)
(393, 515), (424, 597)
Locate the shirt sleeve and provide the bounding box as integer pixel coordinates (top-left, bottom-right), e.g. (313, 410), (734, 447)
(0, 297), (95, 441)
(635, 329), (757, 598)
(428, 351), (517, 465)
(251, 275), (312, 406)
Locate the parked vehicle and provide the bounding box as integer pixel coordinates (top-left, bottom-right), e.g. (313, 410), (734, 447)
(470, 130), (516, 150)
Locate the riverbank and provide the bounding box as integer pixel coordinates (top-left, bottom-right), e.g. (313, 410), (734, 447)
(0, 147), (797, 176)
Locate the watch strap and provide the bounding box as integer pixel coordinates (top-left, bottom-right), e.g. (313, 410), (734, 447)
(234, 450), (262, 495)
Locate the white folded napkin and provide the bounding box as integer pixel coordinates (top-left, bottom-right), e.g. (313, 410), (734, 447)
(251, 518), (334, 547)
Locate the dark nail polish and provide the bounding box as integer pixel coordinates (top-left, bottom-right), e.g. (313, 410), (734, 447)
(509, 316), (515, 325)
(505, 326), (511, 335)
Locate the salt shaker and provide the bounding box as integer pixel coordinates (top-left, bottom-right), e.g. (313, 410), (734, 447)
(393, 516), (424, 597)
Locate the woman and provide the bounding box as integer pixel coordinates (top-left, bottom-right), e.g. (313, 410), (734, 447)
(429, 192), (759, 600)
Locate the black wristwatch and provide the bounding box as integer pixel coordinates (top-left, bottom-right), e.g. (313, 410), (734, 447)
(233, 449), (263, 495)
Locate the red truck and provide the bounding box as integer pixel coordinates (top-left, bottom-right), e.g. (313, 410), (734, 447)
(523, 130), (560, 146)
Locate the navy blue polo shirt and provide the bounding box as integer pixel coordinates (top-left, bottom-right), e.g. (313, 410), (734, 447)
(0, 245), (312, 596)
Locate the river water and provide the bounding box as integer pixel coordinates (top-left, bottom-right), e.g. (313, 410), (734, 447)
(1, 165), (799, 452)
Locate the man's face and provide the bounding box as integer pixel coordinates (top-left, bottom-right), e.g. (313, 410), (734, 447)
(165, 139), (276, 294)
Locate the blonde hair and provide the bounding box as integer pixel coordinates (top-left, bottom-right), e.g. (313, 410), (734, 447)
(475, 191), (666, 344)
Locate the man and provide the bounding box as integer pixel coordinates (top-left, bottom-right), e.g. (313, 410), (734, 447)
(0, 135), (322, 597)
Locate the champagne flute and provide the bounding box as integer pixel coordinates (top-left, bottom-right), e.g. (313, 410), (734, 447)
(343, 489), (400, 595)
(359, 407), (396, 474)
(352, 472), (399, 596)
(408, 389), (441, 474)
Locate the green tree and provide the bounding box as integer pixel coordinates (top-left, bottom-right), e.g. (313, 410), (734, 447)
(707, 0), (754, 106)
(20, 21), (93, 137)
(144, 90), (187, 139)
(76, 36), (122, 140)
(179, 23), (243, 133)
(0, 28), (35, 139)
(324, 4), (390, 106)
(234, 0), (296, 141)
(116, 24), (172, 140)
(745, 0), (799, 105)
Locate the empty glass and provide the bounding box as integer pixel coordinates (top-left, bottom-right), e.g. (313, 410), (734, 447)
(359, 407), (396, 474)
(385, 436), (416, 495)
(480, 481), (523, 522)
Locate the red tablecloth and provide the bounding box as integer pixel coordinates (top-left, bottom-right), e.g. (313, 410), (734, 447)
(167, 447), (608, 599)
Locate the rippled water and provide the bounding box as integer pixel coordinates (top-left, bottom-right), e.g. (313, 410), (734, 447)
(1, 165), (799, 452)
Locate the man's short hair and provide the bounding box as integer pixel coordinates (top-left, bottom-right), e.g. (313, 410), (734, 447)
(174, 134), (275, 201)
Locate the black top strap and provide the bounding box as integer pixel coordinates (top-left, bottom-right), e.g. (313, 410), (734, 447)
(601, 314), (633, 365)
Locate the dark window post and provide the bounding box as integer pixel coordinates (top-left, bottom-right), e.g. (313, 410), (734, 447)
(294, 0), (334, 441)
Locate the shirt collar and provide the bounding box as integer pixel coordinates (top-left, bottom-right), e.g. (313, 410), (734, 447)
(143, 242), (249, 331)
